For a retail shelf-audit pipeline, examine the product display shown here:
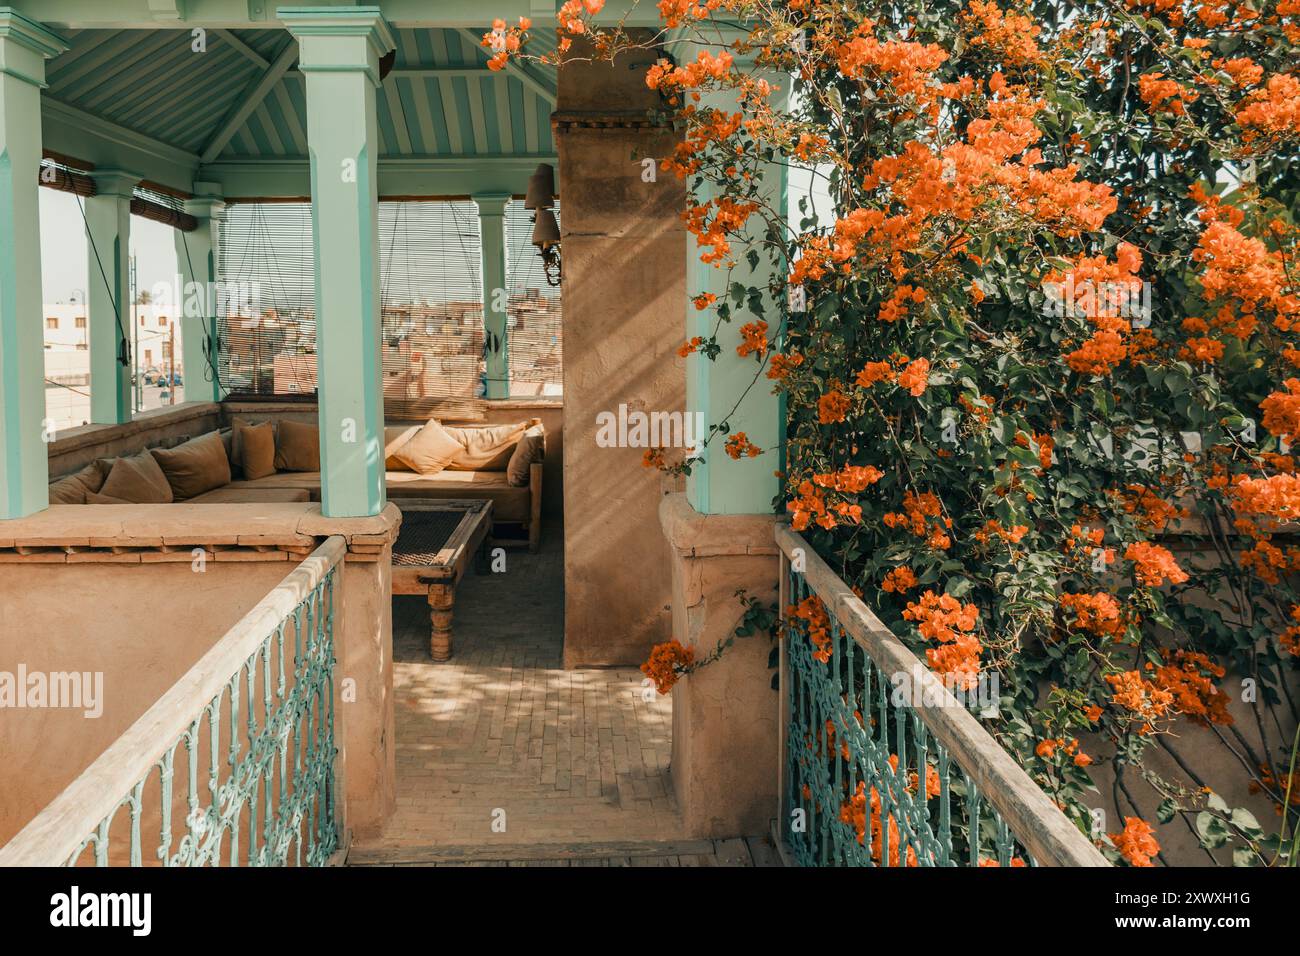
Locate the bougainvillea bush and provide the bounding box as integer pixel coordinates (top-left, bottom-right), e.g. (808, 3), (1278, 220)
(493, 0), (1299, 864)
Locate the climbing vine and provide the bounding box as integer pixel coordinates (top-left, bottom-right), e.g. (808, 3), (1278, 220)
(489, 0), (1300, 865)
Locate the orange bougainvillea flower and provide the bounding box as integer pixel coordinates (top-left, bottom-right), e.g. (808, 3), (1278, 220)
(768, 352), (805, 381)
(882, 566), (919, 593)
(896, 358), (931, 397)
(640, 639), (695, 695)
(1111, 817), (1160, 867)
(724, 431), (762, 459)
(1105, 670), (1174, 732)
(737, 320), (768, 358)
(1124, 542), (1190, 587)
(818, 389), (852, 424)
(903, 590), (982, 689)
(856, 360), (895, 388)
(789, 595), (832, 663)
(1060, 591), (1125, 637)
(1261, 379), (1300, 443)
(677, 335), (704, 357)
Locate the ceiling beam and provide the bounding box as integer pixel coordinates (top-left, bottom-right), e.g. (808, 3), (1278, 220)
(199, 37), (297, 163)
(214, 28), (269, 69)
(453, 27), (555, 107)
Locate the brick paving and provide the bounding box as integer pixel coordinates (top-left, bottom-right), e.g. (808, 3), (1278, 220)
(353, 523), (683, 851)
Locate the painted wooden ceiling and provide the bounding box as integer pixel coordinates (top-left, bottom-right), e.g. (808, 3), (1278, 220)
(43, 26), (558, 163)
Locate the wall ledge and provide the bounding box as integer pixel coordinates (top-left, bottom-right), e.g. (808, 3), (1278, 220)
(48, 402), (221, 458)
(0, 503), (401, 564)
(658, 492), (778, 558)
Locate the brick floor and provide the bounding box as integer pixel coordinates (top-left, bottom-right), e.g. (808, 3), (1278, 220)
(354, 523), (682, 850)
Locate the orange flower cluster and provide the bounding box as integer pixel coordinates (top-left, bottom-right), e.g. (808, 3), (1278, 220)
(640, 639), (695, 695)
(1229, 473), (1300, 524)
(1261, 378), (1300, 443)
(645, 49), (734, 92)
(1035, 737), (1093, 767)
(1235, 73), (1300, 152)
(839, 779), (919, 866)
(677, 335), (704, 357)
(556, 0), (602, 37)
(683, 197), (759, 265)
(1192, 220), (1293, 330)
(903, 591), (983, 689)
(1118, 484), (1186, 533)
(737, 320), (768, 357)
(1124, 541), (1190, 587)
(1060, 591), (1125, 637)
(815, 464), (885, 493)
(972, 519), (1029, 546)
(882, 566), (919, 593)
(768, 352), (805, 381)
(790, 595), (832, 663)
(1138, 72), (1199, 115)
(1054, 244), (1145, 375)
(885, 490), (952, 550)
(1152, 651), (1233, 727)
(960, 0), (1046, 68)
(1240, 538), (1300, 585)
(818, 389), (852, 424)
(856, 360), (895, 387)
(878, 284), (926, 323)
(1111, 816), (1160, 867)
(1282, 606), (1300, 657)
(480, 17), (532, 70)
(1105, 669), (1174, 732)
(724, 432), (762, 459)
(896, 358), (931, 397)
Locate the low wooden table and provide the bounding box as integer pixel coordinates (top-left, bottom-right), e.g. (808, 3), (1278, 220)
(391, 499), (493, 662)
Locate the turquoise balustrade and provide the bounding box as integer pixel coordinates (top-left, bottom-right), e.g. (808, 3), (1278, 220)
(775, 525), (1109, 868)
(0, 536), (346, 867)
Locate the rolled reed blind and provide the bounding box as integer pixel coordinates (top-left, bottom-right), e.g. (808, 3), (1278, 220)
(216, 201), (485, 404)
(505, 199), (563, 397)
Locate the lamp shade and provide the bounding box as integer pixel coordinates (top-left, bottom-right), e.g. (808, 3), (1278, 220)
(532, 208), (560, 249)
(524, 163), (555, 210)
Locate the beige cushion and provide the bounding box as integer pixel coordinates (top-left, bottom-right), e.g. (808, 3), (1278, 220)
(150, 431), (232, 501)
(391, 419), (462, 476)
(237, 421), (277, 481)
(48, 461), (109, 504)
(274, 419), (320, 472)
(97, 451), (174, 504)
(229, 416), (266, 472)
(384, 425), (420, 470)
(445, 419), (532, 471)
(506, 423), (545, 487)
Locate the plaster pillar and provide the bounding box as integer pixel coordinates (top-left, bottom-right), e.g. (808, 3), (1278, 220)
(0, 9), (64, 517)
(175, 181), (225, 403)
(554, 37), (687, 666)
(84, 169), (139, 425)
(475, 192), (510, 399)
(281, 6), (393, 518)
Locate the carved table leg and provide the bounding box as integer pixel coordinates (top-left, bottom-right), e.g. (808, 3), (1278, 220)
(428, 582), (455, 662)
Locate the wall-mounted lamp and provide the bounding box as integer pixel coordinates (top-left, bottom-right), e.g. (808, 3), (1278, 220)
(525, 163), (561, 287)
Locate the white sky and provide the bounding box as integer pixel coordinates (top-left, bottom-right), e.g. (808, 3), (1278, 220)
(40, 189), (179, 305)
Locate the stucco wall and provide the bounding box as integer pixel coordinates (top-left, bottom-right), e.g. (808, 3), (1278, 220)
(556, 39), (688, 666)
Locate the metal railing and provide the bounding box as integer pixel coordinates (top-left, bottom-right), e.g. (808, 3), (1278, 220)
(0, 536), (346, 867)
(776, 525), (1108, 867)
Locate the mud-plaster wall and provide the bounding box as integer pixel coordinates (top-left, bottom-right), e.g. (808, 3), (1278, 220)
(557, 39), (688, 667)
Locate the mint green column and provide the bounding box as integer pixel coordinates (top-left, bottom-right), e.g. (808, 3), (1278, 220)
(475, 192), (510, 399)
(84, 168), (138, 425)
(0, 11), (66, 518)
(281, 6), (393, 518)
(174, 182), (225, 404)
(677, 38), (788, 515)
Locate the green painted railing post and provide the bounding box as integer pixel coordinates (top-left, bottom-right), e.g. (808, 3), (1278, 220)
(672, 33), (788, 516)
(281, 6), (394, 518)
(475, 192), (510, 399)
(0, 9), (65, 518)
(84, 168), (139, 425)
(175, 181), (225, 404)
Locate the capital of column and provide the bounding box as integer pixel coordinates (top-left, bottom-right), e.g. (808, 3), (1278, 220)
(278, 6), (395, 86)
(183, 181), (226, 221)
(473, 192), (512, 218)
(0, 8), (69, 88)
(89, 168), (142, 199)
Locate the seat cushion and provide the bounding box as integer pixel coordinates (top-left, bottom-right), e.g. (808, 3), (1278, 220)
(391, 419), (462, 475)
(150, 431), (232, 500)
(385, 469), (531, 522)
(48, 460), (109, 504)
(97, 451), (174, 503)
(507, 423), (545, 487)
(444, 420), (531, 471)
(236, 420), (277, 480)
(188, 486), (311, 504)
(274, 419), (320, 472)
